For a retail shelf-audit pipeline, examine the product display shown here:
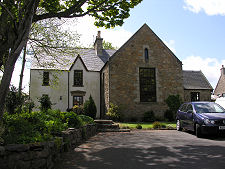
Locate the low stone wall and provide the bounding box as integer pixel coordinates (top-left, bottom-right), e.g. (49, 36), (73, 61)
(0, 124), (97, 169)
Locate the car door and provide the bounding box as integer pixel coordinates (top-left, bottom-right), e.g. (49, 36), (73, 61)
(185, 104), (195, 131)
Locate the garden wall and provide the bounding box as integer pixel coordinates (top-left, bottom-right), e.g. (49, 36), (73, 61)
(0, 124), (97, 169)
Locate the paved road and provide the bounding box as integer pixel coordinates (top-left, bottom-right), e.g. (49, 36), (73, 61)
(56, 130), (225, 169)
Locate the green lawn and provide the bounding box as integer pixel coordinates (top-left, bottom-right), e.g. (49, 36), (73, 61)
(117, 122), (176, 129)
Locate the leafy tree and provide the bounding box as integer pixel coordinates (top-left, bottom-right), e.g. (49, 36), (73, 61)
(5, 85), (21, 114)
(83, 95), (97, 119)
(0, 0), (143, 120)
(103, 40), (117, 49)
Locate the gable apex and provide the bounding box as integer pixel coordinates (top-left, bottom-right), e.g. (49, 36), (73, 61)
(109, 23), (182, 65)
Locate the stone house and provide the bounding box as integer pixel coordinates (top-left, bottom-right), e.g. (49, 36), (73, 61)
(30, 24), (213, 119)
(214, 65), (225, 97)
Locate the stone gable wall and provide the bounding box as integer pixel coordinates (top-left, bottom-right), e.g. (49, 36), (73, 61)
(107, 25), (184, 120)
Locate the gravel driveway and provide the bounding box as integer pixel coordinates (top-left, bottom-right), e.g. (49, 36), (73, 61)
(55, 130), (225, 169)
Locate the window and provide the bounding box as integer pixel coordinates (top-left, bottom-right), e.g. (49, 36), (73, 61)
(144, 48), (149, 61)
(139, 68), (156, 102)
(191, 92), (200, 101)
(74, 70), (83, 86)
(73, 96), (83, 106)
(186, 104), (193, 112)
(42, 72), (49, 86)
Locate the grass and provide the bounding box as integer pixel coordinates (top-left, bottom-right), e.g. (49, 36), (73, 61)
(118, 121), (176, 129)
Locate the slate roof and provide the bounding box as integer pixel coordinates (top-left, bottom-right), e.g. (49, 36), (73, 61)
(31, 49), (116, 71)
(183, 70), (213, 90)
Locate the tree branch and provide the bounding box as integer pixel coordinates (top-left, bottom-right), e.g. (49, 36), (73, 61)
(33, 0), (108, 22)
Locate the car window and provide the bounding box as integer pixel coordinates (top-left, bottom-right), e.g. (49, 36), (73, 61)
(180, 104), (187, 112)
(186, 104), (193, 112)
(194, 102), (225, 113)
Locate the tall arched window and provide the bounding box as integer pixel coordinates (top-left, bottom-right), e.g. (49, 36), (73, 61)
(144, 48), (149, 61)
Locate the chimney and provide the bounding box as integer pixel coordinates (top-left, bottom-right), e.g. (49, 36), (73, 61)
(221, 65), (225, 75)
(94, 31), (103, 56)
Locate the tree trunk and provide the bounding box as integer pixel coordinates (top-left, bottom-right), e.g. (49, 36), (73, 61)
(18, 44), (27, 100)
(0, 53), (19, 119)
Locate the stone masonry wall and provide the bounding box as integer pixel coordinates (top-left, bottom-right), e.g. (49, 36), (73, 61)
(0, 124), (97, 169)
(107, 24), (184, 120)
(184, 89), (212, 102)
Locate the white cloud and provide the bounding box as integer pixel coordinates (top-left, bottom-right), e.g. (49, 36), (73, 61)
(182, 55), (225, 88)
(65, 16), (132, 48)
(163, 40), (176, 54)
(184, 0), (225, 15)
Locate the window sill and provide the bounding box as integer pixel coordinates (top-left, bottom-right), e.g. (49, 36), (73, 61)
(42, 84), (50, 86)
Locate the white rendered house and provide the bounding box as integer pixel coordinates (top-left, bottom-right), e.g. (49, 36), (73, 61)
(30, 31), (115, 118)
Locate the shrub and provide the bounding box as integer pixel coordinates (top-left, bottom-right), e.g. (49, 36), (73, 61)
(2, 109), (85, 144)
(136, 124), (142, 129)
(60, 111), (83, 128)
(165, 95), (182, 121)
(72, 105), (84, 115)
(38, 95), (52, 112)
(153, 121), (162, 129)
(83, 95), (97, 119)
(78, 115), (94, 125)
(5, 85), (21, 114)
(143, 111), (155, 122)
(164, 110), (174, 122)
(106, 103), (121, 121)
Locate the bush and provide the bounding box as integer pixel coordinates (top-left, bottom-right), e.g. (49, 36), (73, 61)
(153, 121), (162, 129)
(136, 124), (142, 129)
(106, 103), (121, 121)
(2, 109), (85, 144)
(83, 95), (97, 119)
(165, 95), (182, 121)
(38, 95), (52, 112)
(164, 110), (174, 122)
(78, 115), (94, 125)
(143, 111), (155, 122)
(72, 105), (84, 115)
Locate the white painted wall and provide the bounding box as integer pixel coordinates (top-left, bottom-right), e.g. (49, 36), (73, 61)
(30, 57), (101, 118)
(30, 70), (68, 112)
(69, 58), (100, 118)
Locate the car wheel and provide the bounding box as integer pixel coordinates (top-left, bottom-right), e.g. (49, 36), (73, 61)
(176, 119), (182, 131)
(195, 124), (202, 138)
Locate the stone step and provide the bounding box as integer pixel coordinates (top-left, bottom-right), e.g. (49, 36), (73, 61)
(94, 120), (113, 124)
(98, 129), (130, 132)
(97, 124), (119, 129)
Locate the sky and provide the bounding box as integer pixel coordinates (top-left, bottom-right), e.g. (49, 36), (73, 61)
(9, 0), (225, 93)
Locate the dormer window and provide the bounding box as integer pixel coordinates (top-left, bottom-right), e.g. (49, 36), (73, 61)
(144, 48), (149, 62)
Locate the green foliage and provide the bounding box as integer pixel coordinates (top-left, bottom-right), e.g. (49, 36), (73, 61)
(136, 124), (142, 129)
(2, 109), (86, 144)
(38, 95), (52, 112)
(78, 115), (94, 125)
(83, 95), (97, 119)
(5, 85), (21, 114)
(165, 95), (182, 121)
(72, 105), (84, 115)
(102, 41), (116, 49)
(106, 103), (122, 122)
(143, 111), (155, 122)
(152, 121), (162, 129)
(0, 121), (4, 144)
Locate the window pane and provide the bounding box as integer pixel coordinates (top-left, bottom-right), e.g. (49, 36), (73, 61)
(73, 96), (83, 106)
(74, 70), (83, 86)
(139, 68), (156, 102)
